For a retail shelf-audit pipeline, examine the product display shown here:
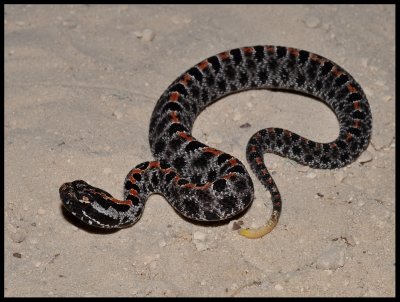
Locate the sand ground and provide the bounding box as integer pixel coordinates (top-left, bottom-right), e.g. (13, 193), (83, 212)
(4, 4), (395, 297)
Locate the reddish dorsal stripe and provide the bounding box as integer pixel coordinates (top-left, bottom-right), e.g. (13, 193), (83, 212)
(310, 53), (324, 64)
(346, 133), (353, 142)
(353, 120), (361, 128)
(170, 111), (179, 123)
(353, 101), (361, 110)
(178, 131), (193, 141)
(131, 168), (143, 175)
(229, 158), (238, 166)
(203, 147), (223, 156)
(347, 83), (358, 93)
(242, 47), (254, 55)
(180, 73), (192, 86)
(331, 66), (343, 77)
(197, 60), (209, 71)
(128, 189), (138, 197)
(110, 197), (133, 206)
(149, 162), (160, 168)
(183, 182), (212, 190)
(255, 157), (263, 165)
(249, 145), (257, 153)
(218, 51), (231, 61)
(169, 91), (180, 102)
(223, 172), (237, 180)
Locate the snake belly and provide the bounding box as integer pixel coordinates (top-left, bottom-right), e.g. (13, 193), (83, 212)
(59, 45), (372, 238)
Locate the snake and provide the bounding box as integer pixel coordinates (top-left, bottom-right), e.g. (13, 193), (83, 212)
(59, 45), (372, 239)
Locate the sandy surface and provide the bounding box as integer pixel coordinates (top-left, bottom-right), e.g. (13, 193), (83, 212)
(4, 4), (395, 297)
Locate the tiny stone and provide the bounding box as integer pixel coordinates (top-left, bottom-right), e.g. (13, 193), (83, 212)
(37, 208), (46, 215)
(158, 239), (166, 247)
(194, 241), (207, 252)
(193, 231), (206, 241)
(230, 220), (243, 231)
(357, 200), (365, 207)
(334, 170), (346, 183)
(112, 110), (123, 119)
(133, 31), (143, 38)
(305, 16), (321, 28)
(13, 252), (22, 258)
(239, 122), (251, 128)
(141, 29), (156, 42)
(316, 246), (346, 270)
(357, 150), (373, 164)
(35, 262), (41, 268)
(10, 229), (27, 243)
(274, 284), (284, 291)
(384, 95), (392, 102)
(306, 172), (316, 179)
(344, 235), (356, 246)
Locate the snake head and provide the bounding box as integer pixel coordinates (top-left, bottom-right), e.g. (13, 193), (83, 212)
(59, 180), (137, 229)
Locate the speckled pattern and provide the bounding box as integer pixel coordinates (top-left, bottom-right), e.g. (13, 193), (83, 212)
(59, 45), (372, 234)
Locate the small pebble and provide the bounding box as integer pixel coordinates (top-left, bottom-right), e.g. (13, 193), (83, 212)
(274, 284), (284, 291)
(112, 110), (123, 119)
(306, 172), (316, 179)
(229, 220), (243, 231)
(158, 239), (166, 247)
(192, 231), (208, 251)
(384, 95), (393, 102)
(239, 123), (251, 129)
(194, 242), (207, 251)
(13, 252), (22, 258)
(141, 29), (156, 42)
(334, 170), (346, 183)
(357, 150), (373, 164)
(10, 229), (27, 243)
(343, 235), (356, 246)
(193, 231), (206, 241)
(305, 16), (321, 28)
(37, 208), (46, 215)
(316, 246), (346, 270)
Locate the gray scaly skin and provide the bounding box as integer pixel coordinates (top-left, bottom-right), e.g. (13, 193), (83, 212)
(59, 45), (372, 238)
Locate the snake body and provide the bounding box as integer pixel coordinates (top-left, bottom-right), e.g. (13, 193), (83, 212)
(59, 45), (372, 238)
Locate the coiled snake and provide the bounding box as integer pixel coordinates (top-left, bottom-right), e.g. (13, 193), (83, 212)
(59, 45), (372, 238)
